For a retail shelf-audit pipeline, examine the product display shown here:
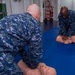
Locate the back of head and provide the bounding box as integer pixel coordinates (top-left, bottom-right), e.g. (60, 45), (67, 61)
(26, 4), (40, 20)
(60, 6), (68, 18)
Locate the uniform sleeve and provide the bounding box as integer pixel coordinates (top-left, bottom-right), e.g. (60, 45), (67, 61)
(67, 14), (75, 36)
(23, 22), (43, 69)
(58, 15), (67, 36)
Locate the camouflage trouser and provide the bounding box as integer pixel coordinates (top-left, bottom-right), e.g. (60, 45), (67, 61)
(0, 53), (23, 75)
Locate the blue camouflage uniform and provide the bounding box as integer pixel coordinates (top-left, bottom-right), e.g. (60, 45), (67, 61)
(0, 12), (43, 75)
(58, 10), (75, 37)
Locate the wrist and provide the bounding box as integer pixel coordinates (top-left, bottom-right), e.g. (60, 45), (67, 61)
(17, 60), (28, 73)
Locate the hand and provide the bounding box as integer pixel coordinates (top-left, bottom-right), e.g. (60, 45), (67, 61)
(24, 68), (41, 75)
(18, 60), (41, 75)
(63, 37), (72, 44)
(62, 36), (68, 41)
(37, 63), (56, 75)
(56, 36), (64, 43)
(38, 63), (48, 75)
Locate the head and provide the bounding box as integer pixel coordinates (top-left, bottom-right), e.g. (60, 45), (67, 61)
(26, 4), (40, 20)
(60, 6), (68, 18)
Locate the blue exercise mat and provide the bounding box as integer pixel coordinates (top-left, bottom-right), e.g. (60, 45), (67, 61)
(42, 27), (75, 75)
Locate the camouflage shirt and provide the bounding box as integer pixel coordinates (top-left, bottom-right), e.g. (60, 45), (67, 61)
(58, 10), (75, 36)
(0, 12), (43, 69)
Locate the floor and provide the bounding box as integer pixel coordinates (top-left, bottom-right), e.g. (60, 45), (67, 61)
(42, 26), (75, 75)
(43, 21), (58, 31)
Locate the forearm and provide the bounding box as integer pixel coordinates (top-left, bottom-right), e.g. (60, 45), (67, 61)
(26, 34), (43, 69)
(27, 52), (42, 69)
(58, 17), (67, 36)
(67, 23), (75, 36)
(59, 24), (67, 36)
